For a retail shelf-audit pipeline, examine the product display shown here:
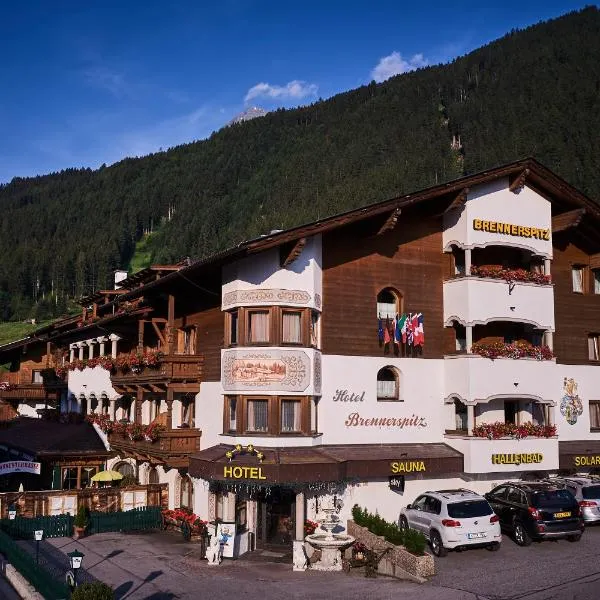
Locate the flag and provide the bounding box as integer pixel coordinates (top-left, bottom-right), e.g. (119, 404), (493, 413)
(416, 313), (424, 346)
(383, 321), (391, 344)
(411, 313), (420, 346)
(378, 318), (384, 343)
(391, 317), (398, 346)
(406, 313), (414, 346)
(395, 315), (402, 344)
(400, 314), (408, 344)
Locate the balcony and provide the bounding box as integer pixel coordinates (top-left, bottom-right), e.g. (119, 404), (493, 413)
(110, 354), (204, 394)
(444, 354), (558, 404)
(444, 276), (554, 330)
(108, 427), (201, 468)
(444, 435), (559, 474)
(0, 369), (65, 401)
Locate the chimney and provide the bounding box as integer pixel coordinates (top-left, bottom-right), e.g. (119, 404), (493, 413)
(114, 270), (128, 289)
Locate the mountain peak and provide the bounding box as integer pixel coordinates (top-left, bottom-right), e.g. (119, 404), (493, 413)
(228, 106), (268, 126)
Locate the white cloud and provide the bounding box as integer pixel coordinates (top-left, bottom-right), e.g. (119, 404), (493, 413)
(370, 51), (428, 83)
(244, 80), (318, 103)
(82, 66), (131, 98)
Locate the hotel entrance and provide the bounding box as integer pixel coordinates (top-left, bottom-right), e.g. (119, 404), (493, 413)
(256, 486), (296, 546)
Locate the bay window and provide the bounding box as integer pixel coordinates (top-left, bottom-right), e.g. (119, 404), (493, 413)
(282, 311), (302, 344)
(247, 399), (269, 431)
(248, 311), (270, 344)
(281, 400), (301, 432)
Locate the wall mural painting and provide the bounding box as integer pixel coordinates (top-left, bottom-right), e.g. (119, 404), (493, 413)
(222, 350), (310, 392)
(560, 377), (583, 425)
(222, 288), (311, 309)
(314, 352), (322, 395)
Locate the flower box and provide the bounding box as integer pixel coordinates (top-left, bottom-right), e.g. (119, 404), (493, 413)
(470, 266), (551, 285)
(471, 341), (553, 361)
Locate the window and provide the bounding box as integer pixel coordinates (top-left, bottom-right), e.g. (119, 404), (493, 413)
(310, 311), (320, 348)
(411, 495), (428, 511)
(100, 393), (110, 415)
(281, 400), (301, 432)
(572, 266), (585, 293)
(248, 311), (270, 343)
(178, 327), (196, 354)
(590, 401), (600, 431)
(116, 462), (135, 478)
(377, 367), (400, 401)
(589, 335), (600, 361)
(236, 500), (247, 530)
(229, 310), (239, 345)
(148, 397), (161, 422)
(32, 370), (43, 384)
(182, 396), (195, 428)
(247, 399), (268, 432)
(447, 500), (493, 518)
(282, 311), (302, 344)
(595, 270), (600, 295)
(454, 399), (468, 431)
(148, 468), (159, 484)
(227, 396), (237, 432)
(80, 467), (99, 488)
(122, 490), (147, 511)
(180, 475), (194, 509)
(62, 467), (78, 490)
(454, 324), (466, 352)
(377, 288), (402, 319)
(504, 401), (519, 425)
(507, 488), (525, 505)
(49, 495), (76, 516)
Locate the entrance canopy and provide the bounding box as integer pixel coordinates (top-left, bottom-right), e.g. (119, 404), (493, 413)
(189, 443), (463, 487)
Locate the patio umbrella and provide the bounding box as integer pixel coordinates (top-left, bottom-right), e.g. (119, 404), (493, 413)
(91, 470), (123, 482)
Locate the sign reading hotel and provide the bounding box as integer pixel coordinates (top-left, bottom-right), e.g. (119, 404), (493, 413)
(491, 453), (543, 466)
(473, 219), (550, 241)
(0, 461), (41, 476)
(223, 465), (266, 480)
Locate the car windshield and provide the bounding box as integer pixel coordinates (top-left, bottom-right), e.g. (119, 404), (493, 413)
(582, 485), (600, 500)
(531, 489), (575, 508)
(447, 500), (493, 518)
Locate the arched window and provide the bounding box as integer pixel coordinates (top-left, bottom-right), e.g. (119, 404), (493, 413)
(115, 462), (135, 478)
(180, 475), (194, 509)
(100, 393), (110, 415)
(79, 393), (87, 415)
(377, 366), (400, 401)
(148, 468), (159, 485)
(89, 393), (97, 413)
(377, 288), (403, 319)
(454, 399), (468, 432)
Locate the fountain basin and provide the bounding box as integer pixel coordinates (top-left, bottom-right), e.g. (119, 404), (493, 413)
(305, 533), (355, 571)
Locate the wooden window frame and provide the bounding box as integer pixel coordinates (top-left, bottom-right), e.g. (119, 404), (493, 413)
(280, 309), (308, 346)
(571, 264), (587, 294)
(246, 309), (272, 346)
(225, 310), (239, 346)
(593, 269), (600, 295)
(590, 400), (600, 432)
(588, 334), (600, 362)
(223, 395), (313, 436)
(376, 366), (401, 402)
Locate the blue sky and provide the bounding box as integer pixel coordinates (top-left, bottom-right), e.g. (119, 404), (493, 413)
(0, 1), (592, 183)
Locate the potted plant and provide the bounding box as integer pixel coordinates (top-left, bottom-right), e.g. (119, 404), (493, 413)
(352, 541), (367, 562)
(73, 506), (89, 539)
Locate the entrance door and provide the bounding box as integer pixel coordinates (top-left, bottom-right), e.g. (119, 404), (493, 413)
(504, 401), (519, 425)
(256, 487), (295, 546)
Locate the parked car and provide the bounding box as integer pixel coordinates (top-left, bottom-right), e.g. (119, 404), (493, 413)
(545, 477), (600, 524)
(485, 481), (584, 546)
(399, 489), (502, 557)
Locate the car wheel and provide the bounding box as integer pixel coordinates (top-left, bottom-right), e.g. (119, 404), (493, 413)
(430, 530), (448, 557)
(486, 542), (501, 551)
(567, 534), (582, 542)
(513, 522), (532, 547)
(399, 516), (409, 533)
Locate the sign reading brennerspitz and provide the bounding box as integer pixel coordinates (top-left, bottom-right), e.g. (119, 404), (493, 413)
(0, 461), (41, 475)
(491, 453), (543, 466)
(473, 219), (550, 241)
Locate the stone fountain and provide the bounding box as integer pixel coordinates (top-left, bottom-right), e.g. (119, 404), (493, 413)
(305, 498), (355, 571)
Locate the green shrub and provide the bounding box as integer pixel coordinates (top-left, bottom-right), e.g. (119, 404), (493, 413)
(74, 505), (89, 529)
(403, 528), (427, 556)
(71, 582), (114, 600)
(351, 504), (427, 556)
(119, 474), (138, 487)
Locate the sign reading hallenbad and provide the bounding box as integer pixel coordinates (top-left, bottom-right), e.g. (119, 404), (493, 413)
(0, 461), (41, 475)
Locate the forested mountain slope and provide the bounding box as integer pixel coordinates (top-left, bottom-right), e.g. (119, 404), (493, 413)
(0, 7), (599, 322)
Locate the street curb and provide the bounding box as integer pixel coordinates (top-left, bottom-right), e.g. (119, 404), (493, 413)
(1, 560), (45, 600)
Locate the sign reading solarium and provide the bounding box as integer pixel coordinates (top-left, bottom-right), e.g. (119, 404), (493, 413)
(491, 453), (543, 466)
(473, 219), (550, 241)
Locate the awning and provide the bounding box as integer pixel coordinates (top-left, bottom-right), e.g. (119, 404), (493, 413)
(559, 441), (600, 470)
(189, 443), (463, 486)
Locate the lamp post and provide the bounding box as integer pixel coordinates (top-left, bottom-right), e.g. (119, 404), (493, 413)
(8, 504), (17, 520)
(34, 530), (43, 564)
(67, 549), (85, 588)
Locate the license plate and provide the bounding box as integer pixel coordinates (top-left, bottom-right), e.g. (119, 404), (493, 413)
(554, 512), (571, 518)
(467, 533), (486, 539)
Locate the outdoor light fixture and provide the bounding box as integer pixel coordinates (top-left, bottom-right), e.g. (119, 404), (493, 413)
(8, 505), (17, 520)
(34, 530), (43, 563)
(67, 549), (85, 588)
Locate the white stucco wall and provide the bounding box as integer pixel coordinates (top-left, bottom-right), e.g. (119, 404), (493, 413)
(222, 234), (322, 311)
(67, 366), (119, 410)
(319, 355), (444, 445)
(443, 178), (553, 257)
(443, 278), (554, 330)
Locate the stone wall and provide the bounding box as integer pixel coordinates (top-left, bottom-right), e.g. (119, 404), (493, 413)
(347, 520), (435, 579)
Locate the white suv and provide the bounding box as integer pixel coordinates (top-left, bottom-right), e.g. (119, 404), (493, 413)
(399, 489), (502, 557)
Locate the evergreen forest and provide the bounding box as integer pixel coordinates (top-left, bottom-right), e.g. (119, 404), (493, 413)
(0, 7), (599, 323)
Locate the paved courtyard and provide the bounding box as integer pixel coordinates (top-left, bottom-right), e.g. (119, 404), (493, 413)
(37, 526), (600, 600)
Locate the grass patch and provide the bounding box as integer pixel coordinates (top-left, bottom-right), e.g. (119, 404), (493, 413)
(0, 320), (53, 348)
(126, 233), (156, 274)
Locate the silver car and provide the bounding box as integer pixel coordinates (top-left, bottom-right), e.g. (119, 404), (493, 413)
(548, 477), (600, 524)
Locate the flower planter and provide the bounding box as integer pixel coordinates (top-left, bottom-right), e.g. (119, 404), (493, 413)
(347, 521), (434, 580)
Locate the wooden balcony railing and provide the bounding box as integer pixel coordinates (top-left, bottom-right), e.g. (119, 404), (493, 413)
(110, 354), (204, 387)
(108, 427), (201, 468)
